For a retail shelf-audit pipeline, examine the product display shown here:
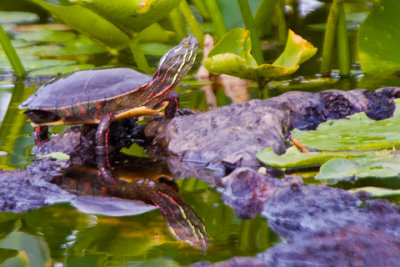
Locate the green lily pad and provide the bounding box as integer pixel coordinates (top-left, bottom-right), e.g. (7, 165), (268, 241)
(316, 151), (400, 182)
(0, 59), (77, 71)
(29, 64), (95, 76)
(203, 29), (317, 82)
(0, 11), (39, 25)
(14, 30), (77, 43)
(349, 186), (400, 197)
(31, 0), (129, 52)
(256, 146), (366, 169)
(359, 0), (400, 74)
(36, 152), (70, 160)
(291, 100), (400, 151)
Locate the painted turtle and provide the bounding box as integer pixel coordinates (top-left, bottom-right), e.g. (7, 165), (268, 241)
(19, 35), (198, 152)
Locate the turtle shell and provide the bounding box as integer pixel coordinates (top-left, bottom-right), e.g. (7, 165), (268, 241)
(20, 68), (152, 110)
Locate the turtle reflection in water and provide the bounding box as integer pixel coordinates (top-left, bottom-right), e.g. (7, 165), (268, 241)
(52, 158), (209, 251)
(19, 35), (199, 155)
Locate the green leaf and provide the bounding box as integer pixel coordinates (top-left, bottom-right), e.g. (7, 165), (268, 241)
(292, 100), (400, 151)
(349, 186), (400, 197)
(120, 143), (149, 158)
(359, 0), (400, 74)
(28, 64), (95, 76)
(0, 11), (39, 25)
(256, 146), (365, 169)
(316, 151), (400, 182)
(71, 0), (182, 35)
(14, 31), (76, 43)
(36, 152), (70, 160)
(31, 0), (129, 52)
(204, 29), (317, 82)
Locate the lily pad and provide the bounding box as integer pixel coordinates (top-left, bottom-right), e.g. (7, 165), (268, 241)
(29, 64), (95, 76)
(349, 186), (400, 197)
(14, 30), (77, 43)
(359, 0), (400, 74)
(0, 59), (77, 71)
(291, 100), (400, 151)
(0, 11), (39, 25)
(36, 152), (70, 160)
(31, 0), (129, 52)
(257, 146), (366, 169)
(316, 151), (400, 182)
(203, 28), (317, 82)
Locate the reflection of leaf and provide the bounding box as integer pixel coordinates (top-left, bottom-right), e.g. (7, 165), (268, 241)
(359, 0), (400, 74)
(36, 152), (70, 160)
(204, 29), (317, 81)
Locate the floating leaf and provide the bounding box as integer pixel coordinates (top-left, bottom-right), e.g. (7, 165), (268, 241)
(36, 152), (70, 160)
(349, 186), (400, 197)
(14, 30), (77, 43)
(359, 0), (400, 74)
(0, 11), (39, 25)
(257, 146), (366, 169)
(31, 0), (129, 52)
(203, 29), (317, 82)
(316, 151), (400, 182)
(29, 64), (95, 76)
(292, 100), (400, 151)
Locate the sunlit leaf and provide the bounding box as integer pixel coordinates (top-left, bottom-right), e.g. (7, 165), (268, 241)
(359, 0), (400, 74)
(257, 146), (366, 169)
(31, 0), (129, 52)
(71, 0), (182, 34)
(204, 29), (317, 81)
(120, 143), (149, 158)
(36, 152), (70, 160)
(349, 186), (400, 197)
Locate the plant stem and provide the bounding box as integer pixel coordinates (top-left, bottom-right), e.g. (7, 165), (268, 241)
(180, 0), (205, 47)
(169, 7), (187, 41)
(204, 0), (227, 40)
(321, 0), (343, 75)
(128, 35), (150, 73)
(276, 0), (287, 45)
(191, 0), (210, 19)
(336, 3), (350, 76)
(237, 0), (264, 65)
(254, 0), (276, 37)
(0, 24), (26, 77)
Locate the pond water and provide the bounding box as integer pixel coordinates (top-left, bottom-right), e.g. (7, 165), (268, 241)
(1, 0), (400, 266)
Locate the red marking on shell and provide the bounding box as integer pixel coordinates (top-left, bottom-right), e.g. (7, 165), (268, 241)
(100, 186), (107, 197)
(76, 103), (86, 115)
(94, 101), (101, 109)
(62, 108), (72, 117)
(81, 182), (91, 195)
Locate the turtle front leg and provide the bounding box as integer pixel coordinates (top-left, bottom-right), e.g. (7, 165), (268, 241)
(95, 114), (116, 183)
(164, 92), (194, 118)
(164, 92), (179, 119)
(34, 126), (49, 145)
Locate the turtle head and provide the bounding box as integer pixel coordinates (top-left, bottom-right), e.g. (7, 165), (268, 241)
(150, 35), (199, 99)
